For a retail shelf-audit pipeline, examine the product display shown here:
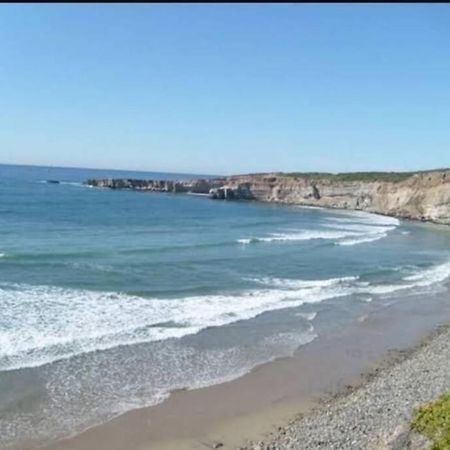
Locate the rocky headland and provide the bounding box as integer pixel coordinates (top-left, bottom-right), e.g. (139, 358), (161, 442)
(85, 177), (225, 194)
(86, 169), (450, 225)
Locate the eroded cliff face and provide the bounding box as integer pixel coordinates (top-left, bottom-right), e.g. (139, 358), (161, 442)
(223, 170), (450, 225)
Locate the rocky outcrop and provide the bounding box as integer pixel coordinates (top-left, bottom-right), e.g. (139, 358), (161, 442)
(85, 178), (225, 194)
(209, 183), (254, 200)
(85, 169), (450, 226)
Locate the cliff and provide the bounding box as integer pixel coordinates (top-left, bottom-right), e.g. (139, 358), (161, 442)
(222, 170), (450, 225)
(85, 169), (450, 225)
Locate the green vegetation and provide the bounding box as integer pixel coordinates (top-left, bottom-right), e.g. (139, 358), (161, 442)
(236, 168), (450, 183)
(277, 171), (416, 183)
(269, 168), (449, 183)
(411, 392), (450, 449)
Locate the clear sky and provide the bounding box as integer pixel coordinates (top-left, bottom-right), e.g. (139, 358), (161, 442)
(1, 4), (449, 175)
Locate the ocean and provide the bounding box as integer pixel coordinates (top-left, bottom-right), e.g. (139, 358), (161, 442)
(2, 164), (450, 448)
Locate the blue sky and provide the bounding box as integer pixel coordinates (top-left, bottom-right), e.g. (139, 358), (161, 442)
(1, 4), (449, 175)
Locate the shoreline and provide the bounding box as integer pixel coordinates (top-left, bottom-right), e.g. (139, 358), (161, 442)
(245, 324), (450, 450)
(40, 287), (450, 450)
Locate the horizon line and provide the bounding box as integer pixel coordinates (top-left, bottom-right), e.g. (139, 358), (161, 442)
(1, 161), (450, 178)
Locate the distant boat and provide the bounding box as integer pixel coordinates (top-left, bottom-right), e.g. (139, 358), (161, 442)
(46, 180), (60, 184)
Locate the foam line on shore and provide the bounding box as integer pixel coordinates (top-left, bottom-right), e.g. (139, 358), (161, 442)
(3, 257), (450, 373)
(0, 277), (356, 371)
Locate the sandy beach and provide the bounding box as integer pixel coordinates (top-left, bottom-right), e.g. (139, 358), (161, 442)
(37, 286), (450, 450)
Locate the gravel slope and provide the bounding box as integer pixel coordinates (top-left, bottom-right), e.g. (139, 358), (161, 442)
(242, 325), (450, 450)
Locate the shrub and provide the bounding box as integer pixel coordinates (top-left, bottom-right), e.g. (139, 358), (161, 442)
(411, 392), (450, 450)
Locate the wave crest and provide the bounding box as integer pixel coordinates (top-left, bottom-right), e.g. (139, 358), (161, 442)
(0, 279), (351, 371)
(238, 211), (399, 246)
(3, 255), (450, 372)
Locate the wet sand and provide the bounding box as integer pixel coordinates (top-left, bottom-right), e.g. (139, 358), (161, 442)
(38, 288), (450, 450)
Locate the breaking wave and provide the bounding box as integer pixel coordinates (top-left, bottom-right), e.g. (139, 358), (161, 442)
(0, 279), (341, 371)
(403, 260), (450, 287)
(238, 229), (359, 244)
(337, 233), (389, 246)
(3, 256), (450, 372)
(238, 211), (399, 246)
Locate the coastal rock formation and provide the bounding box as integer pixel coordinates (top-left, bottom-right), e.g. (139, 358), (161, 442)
(85, 177), (225, 194)
(221, 170), (450, 225)
(209, 183), (254, 200)
(85, 169), (450, 225)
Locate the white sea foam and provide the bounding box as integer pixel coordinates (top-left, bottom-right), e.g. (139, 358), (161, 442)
(250, 274), (409, 304)
(251, 276), (358, 289)
(0, 279), (352, 371)
(3, 256), (449, 372)
(238, 229), (361, 244)
(251, 259), (450, 306)
(328, 211), (400, 226)
(403, 260), (450, 287)
(295, 312), (318, 321)
(185, 328), (317, 392)
(0, 327), (318, 448)
(296, 205), (326, 210)
(238, 211), (399, 246)
(325, 223), (396, 233)
(337, 233), (388, 246)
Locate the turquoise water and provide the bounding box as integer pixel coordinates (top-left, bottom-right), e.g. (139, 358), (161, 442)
(2, 164), (450, 448)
